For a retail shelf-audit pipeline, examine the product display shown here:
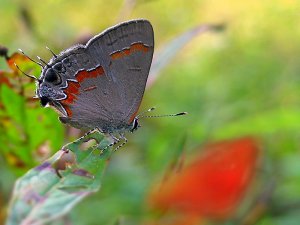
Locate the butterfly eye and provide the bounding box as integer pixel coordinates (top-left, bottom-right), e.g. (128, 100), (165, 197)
(54, 62), (66, 73)
(44, 69), (62, 85)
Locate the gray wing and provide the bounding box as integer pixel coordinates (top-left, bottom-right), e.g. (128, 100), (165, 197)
(87, 19), (154, 124)
(54, 20), (154, 130)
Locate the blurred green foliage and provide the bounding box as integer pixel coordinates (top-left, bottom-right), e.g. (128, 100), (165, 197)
(1, 0), (300, 224)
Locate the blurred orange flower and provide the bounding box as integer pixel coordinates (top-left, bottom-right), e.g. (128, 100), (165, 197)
(149, 137), (260, 221)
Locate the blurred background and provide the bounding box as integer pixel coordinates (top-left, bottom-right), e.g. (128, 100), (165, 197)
(1, 0), (300, 224)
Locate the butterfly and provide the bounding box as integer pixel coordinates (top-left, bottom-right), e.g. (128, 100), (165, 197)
(17, 19), (185, 148)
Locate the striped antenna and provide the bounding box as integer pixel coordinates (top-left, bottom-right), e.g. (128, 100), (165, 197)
(46, 46), (58, 58)
(137, 107), (187, 119)
(14, 62), (38, 80)
(18, 49), (44, 68)
(37, 56), (50, 66)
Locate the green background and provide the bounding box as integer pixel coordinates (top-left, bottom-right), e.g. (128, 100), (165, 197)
(1, 0), (300, 224)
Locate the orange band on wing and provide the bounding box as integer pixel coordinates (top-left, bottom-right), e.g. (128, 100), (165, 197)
(83, 85), (97, 92)
(111, 43), (149, 60)
(76, 66), (104, 82)
(59, 65), (104, 117)
(62, 81), (81, 104)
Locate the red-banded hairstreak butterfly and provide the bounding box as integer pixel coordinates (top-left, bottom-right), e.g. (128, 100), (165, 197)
(16, 19), (187, 149)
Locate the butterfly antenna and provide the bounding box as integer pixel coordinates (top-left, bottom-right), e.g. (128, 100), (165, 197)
(14, 62), (38, 80)
(37, 56), (50, 67)
(46, 46), (58, 58)
(137, 107), (187, 119)
(137, 107), (156, 118)
(18, 49), (44, 68)
(139, 112), (187, 119)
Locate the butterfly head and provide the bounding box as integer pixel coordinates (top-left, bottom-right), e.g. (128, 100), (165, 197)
(37, 64), (67, 107)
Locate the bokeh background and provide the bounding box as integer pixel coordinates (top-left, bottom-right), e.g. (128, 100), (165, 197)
(1, 0), (300, 224)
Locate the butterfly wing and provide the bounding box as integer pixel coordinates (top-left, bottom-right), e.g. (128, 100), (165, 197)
(54, 20), (154, 132)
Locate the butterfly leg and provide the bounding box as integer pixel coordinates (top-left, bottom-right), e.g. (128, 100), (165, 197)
(75, 128), (98, 143)
(114, 133), (128, 151)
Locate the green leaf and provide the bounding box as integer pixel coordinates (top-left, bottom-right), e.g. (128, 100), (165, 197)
(6, 131), (113, 225)
(26, 107), (64, 152)
(0, 85), (25, 126)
